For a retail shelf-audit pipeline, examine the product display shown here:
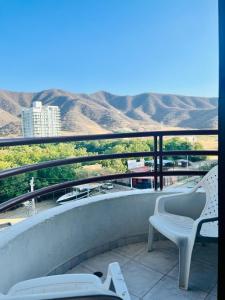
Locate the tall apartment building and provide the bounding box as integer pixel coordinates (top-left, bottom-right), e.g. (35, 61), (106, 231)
(21, 101), (61, 137)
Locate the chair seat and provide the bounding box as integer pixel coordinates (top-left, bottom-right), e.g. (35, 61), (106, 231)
(150, 213), (194, 243)
(8, 274), (103, 296)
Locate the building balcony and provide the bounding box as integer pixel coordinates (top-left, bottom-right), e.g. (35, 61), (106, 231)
(0, 130), (218, 299)
(0, 190), (217, 299)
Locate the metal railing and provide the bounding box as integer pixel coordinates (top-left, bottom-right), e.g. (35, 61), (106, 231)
(0, 129), (218, 212)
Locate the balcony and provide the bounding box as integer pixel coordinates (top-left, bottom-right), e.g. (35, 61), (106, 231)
(0, 130), (218, 299)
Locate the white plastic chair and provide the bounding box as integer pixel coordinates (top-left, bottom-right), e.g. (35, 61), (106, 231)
(0, 262), (130, 300)
(147, 165), (218, 290)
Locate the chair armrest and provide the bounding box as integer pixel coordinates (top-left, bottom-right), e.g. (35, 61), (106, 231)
(189, 216), (218, 242)
(103, 262), (130, 300)
(155, 190), (195, 214)
(195, 217), (218, 237)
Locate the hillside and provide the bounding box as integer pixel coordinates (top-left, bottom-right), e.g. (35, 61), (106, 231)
(0, 89), (218, 136)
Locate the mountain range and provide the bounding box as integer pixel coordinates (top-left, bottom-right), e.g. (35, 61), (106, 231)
(0, 89), (218, 136)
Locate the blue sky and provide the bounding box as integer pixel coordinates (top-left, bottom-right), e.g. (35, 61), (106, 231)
(0, 0), (218, 96)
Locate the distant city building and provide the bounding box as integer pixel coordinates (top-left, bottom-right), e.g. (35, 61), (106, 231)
(127, 159), (145, 170)
(21, 101), (61, 137)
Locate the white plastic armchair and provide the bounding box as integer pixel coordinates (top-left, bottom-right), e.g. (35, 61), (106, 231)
(147, 165), (218, 290)
(0, 262), (130, 300)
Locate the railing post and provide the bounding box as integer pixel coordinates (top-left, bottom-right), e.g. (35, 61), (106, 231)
(154, 135), (158, 190)
(159, 135), (163, 190)
(218, 1), (225, 298)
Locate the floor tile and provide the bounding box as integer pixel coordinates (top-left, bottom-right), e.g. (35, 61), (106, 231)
(151, 239), (177, 252)
(192, 243), (218, 266)
(121, 260), (163, 297)
(143, 276), (207, 300)
(205, 290), (217, 300)
(130, 293), (140, 300)
(113, 242), (145, 258)
(134, 247), (178, 274)
(210, 285), (217, 295)
(66, 262), (94, 275)
(81, 250), (129, 278)
(167, 259), (217, 293)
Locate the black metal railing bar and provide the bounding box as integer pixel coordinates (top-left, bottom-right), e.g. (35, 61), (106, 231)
(0, 129), (218, 213)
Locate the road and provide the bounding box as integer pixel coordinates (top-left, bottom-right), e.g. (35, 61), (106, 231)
(0, 183), (133, 227)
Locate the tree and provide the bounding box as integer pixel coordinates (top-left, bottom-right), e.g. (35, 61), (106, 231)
(0, 138), (206, 204)
(0, 144), (88, 203)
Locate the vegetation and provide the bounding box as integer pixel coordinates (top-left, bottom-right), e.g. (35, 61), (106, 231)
(0, 144), (88, 203)
(0, 138), (206, 203)
(163, 138), (206, 161)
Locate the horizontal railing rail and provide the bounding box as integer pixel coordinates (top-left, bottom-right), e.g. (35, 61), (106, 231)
(161, 150), (218, 156)
(0, 129), (218, 213)
(0, 151), (155, 180)
(0, 129), (218, 146)
(0, 172), (152, 212)
(0, 170), (210, 213)
(0, 150), (218, 180)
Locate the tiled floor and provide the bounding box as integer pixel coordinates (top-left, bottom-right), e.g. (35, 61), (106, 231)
(66, 240), (217, 300)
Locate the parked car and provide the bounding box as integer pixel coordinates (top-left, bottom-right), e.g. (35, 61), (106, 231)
(176, 159), (192, 167)
(102, 182), (114, 189)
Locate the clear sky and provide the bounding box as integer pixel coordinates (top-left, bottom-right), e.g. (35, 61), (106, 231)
(0, 0), (218, 97)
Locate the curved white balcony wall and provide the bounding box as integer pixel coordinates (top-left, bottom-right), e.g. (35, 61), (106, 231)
(0, 189), (205, 293)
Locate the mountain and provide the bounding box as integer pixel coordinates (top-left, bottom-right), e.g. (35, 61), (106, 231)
(0, 89), (218, 136)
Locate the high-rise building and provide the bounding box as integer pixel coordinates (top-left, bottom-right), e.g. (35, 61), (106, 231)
(21, 101), (61, 137)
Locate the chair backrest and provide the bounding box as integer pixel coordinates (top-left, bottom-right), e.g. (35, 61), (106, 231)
(195, 165), (218, 238)
(197, 165), (218, 219)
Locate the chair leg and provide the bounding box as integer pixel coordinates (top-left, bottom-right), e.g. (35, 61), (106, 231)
(178, 241), (194, 290)
(147, 223), (155, 252)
